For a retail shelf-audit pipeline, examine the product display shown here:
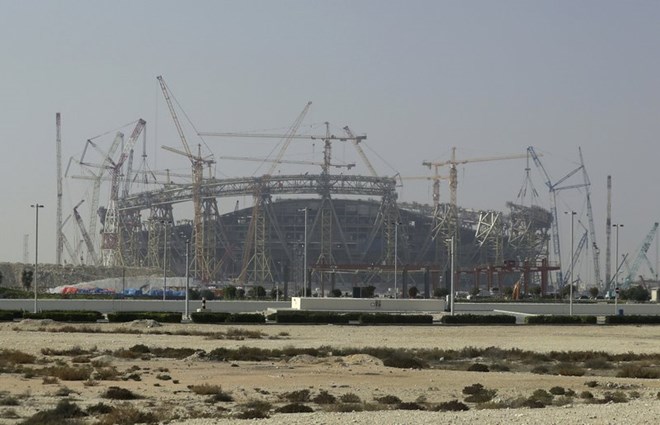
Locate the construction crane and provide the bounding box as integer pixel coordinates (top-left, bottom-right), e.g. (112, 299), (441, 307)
(101, 119), (146, 266)
(56, 113), (63, 266)
(422, 148), (529, 262)
(158, 75), (215, 281)
(623, 222), (659, 287)
(216, 155), (355, 170)
(342, 126), (377, 177)
(73, 200), (99, 265)
(74, 132), (124, 262)
(528, 147), (601, 291)
(563, 230), (588, 287)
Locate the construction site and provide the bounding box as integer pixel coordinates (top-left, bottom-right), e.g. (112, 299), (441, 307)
(32, 76), (656, 299)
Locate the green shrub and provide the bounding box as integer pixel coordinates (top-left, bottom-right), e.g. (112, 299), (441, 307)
(525, 315), (597, 325)
(23, 310), (103, 322)
(190, 312), (231, 324)
(106, 312), (182, 323)
(227, 313), (266, 323)
(273, 311), (355, 324)
(360, 313), (433, 324)
(441, 314), (516, 324)
(0, 310), (21, 321)
(605, 315), (660, 324)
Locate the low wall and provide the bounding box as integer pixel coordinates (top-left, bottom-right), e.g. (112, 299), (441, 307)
(457, 302), (660, 316)
(291, 297), (446, 312)
(0, 299), (290, 314)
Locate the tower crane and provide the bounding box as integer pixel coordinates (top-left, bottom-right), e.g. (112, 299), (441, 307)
(623, 222), (659, 287)
(422, 148), (529, 263)
(158, 75), (215, 281)
(101, 119), (146, 266)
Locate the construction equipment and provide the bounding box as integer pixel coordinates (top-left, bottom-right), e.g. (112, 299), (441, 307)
(623, 222), (659, 287)
(422, 148), (529, 264)
(73, 200), (99, 265)
(100, 119), (146, 266)
(342, 126), (377, 177)
(55, 113), (63, 266)
(216, 155), (354, 170)
(158, 75), (215, 281)
(528, 147), (600, 289)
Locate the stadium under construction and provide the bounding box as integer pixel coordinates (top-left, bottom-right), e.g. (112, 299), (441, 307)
(56, 77), (610, 299)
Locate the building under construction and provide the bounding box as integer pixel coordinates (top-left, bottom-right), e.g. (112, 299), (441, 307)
(57, 78), (560, 297)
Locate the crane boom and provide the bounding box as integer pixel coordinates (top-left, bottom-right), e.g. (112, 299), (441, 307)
(343, 126), (377, 177)
(217, 155), (354, 169)
(266, 101), (311, 176)
(624, 222), (659, 287)
(73, 200), (99, 265)
(579, 147), (602, 289)
(157, 76), (192, 158)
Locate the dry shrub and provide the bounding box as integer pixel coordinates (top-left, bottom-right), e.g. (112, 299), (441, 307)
(94, 367), (120, 381)
(549, 386), (566, 395)
(236, 409), (269, 419)
(339, 393), (361, 403)
(0, 349), (36, 365)
(21, 399), (86, 425)
(467, 363), (490, 372)
(280, 389), (311, 403)
(583, 357), (612, 369)
(188, 384), (232, 402)
(554, 363), (586, 376)
(531, 365), (549, 375)
(312, 390), (337, 405)
(617, 364), (660, 379)
(375, 394), (402, 405)
(96, 403), (158, 425)
(275, 403), (314, 413)
(102, 386), (142, 400)
(397, 402), (425, 410)
(42, 376), (59, 385)
(48, 365), (93, 381)
(434, 400), (469, 411)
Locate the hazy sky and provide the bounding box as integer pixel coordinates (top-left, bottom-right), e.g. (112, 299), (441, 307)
(2, 1), (659, 284)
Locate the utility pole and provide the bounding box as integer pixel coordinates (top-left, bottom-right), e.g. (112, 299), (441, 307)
(31, 203), (44, 313)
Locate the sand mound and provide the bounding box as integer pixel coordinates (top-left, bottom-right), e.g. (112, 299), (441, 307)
(342, 354), (383, 366)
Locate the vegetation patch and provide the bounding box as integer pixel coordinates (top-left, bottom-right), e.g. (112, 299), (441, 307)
(275, 403), (314, 413)
(441, 314), (516, 324)
(107, 311), (182, 323)
(23, 310), (103, 322)
(101, 386), (142, 400)
(21, 399), (87, 425)
(525, 315), (597, 325)
(605, 315), (660, 325)
(434, 399), (469, 411)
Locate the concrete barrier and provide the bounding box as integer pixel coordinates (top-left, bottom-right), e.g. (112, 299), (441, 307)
(291, 297), (445, 312)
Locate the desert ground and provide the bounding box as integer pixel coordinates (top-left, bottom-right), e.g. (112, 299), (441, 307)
(1, 319), (660, 424)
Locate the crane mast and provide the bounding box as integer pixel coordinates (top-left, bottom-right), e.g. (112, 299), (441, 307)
(101, 119), (146, 266)
(158, 75), (213, 281)
(624, 222), (659, 287)
(579, 147), (602, 290)
(56, 113), (63, 266)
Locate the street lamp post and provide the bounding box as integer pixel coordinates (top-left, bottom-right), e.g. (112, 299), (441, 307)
(30, 203), (44, 313)
(394, 221), (399, 299)
(446, 236), (455, 315)
(184, 238), (190, 320)
(613, 223), (623, 313)
(565, 211), (577, 316)
(299, 208), (308, 297)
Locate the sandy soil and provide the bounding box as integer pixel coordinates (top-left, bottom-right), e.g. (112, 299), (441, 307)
(1, 321), (659, 424)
